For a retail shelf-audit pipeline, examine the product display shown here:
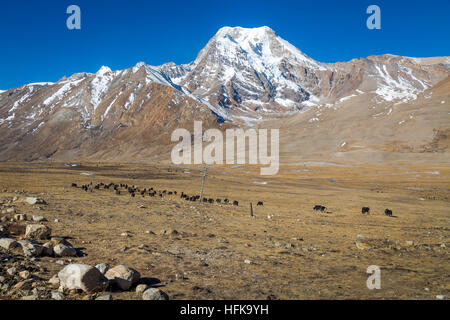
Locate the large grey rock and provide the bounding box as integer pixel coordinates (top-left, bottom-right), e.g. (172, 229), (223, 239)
(142, 288), (169, 300)
(58, 264), (108, 293)
(54, 244), (77, 257)
(105, 265), (140, 291)
(0, 238), (21, 251)
(25, 224), (51, 240)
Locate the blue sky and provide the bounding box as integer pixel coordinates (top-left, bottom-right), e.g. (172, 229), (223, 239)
(1, 0), (449, 90)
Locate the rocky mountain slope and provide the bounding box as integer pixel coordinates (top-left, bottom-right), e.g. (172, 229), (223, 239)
(0, 26), (449, 163)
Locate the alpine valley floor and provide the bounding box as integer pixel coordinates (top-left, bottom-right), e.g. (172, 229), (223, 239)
(0, 162), (449, 300)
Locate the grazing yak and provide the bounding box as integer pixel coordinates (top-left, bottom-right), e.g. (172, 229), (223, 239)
(313, 205), (326, 212)
(71, 183), (77, 188)
(257, 201), (263, 206)
(362, 207), (370, 214)
(233, 200), (239, 206)
(385, 209), (393, 217)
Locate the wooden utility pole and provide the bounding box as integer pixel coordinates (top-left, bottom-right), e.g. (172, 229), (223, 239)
(199, 166), (208, 201)
(250, 202), (254, 217)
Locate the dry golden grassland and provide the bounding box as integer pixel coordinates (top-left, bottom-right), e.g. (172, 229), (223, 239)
(0, 162), (449, 299)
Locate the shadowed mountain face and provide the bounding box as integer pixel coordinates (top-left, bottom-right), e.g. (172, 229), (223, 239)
(0, 26), (449, 163)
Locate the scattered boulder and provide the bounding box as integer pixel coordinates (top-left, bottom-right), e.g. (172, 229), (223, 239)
(54, 244), (77, 257)
(50, 237), (71, 246)
(19, 271), (31, 280)
(58, 264), (108, 293)
(0, 238), (21, 251)
(18, 240), (45, 257)
(135, 284), (148, 294)
(95, 263), (109, 275)
(160, 229), (179, 236)
(142, 288), (169, 300)
(25, 224), (51, 240)
(7, 267), (17, 276)
(95, 294), (113, 300)
(51, 291), (65, 300)
(105, 265), (140, 291)
(32, 216), (47, 222)
(25, 197), (47, 205)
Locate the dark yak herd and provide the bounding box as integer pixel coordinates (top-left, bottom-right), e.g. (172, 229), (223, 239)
(72, 182), (393, 216)
(71, 182), (265, 207)
(314, 205), (394, 217)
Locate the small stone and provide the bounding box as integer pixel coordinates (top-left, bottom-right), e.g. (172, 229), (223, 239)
(54, 244), (77, 257)
(6, 207), (16, 214)
(54, 219), (60, 223)
(32, 216), (47, 222)
(18, 240), (45, 257)
(21, 295), (38, 300)
(51, 291), (65, 300)
(7, 267), (17, 276)
(405, 240), (414, 247)
(95, 263), (109, 275)
(19, 271), (31, 279)
(145, 230), (155, 235)
(105, 265), (140, 291)
(25, 224), (51, 240)
(135, 284), (148, 294)
(56, 260), (65, 265)
(95, 294), (113, 300)
(120, 232), (130, 237)
(25, 197), (47, 205)
(50, 237), (71, 246)
(244, 259), (252, 264)
(160, 229), (178, 236)
(142, 288), (169, 300)
(436, 295), (446, 300)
